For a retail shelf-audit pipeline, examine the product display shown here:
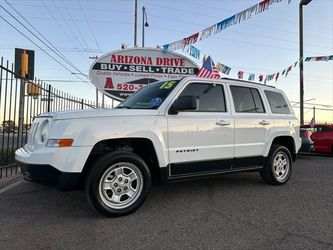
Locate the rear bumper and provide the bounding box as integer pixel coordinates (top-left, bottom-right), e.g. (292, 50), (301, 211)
(17, 162), (81, 190)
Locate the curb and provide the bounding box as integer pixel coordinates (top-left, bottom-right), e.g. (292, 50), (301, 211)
(0, 175), (23, 190)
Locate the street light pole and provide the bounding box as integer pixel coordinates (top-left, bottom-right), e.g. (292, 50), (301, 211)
(134, 0), (138, 47)
(299, 0), (312, 125)
(142, 6), (149, 47)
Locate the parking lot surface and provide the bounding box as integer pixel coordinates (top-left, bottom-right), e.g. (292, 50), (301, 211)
(1, 155), (333, 250)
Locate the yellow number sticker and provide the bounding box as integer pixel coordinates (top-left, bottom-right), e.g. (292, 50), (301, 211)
(160, 81), (176, 89)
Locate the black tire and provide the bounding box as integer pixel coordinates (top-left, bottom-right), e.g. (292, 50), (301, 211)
(260, 144), (292, 185)
(86, 151), (151, 217)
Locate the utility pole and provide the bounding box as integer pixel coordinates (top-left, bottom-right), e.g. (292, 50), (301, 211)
(142, 6), (149, 47)
(96, 88), (99, 109)
(134, 0), (138, 47)
(299, 0), (312, 125)
(299, 2), (304, 125)
(313, 106), (316, 122)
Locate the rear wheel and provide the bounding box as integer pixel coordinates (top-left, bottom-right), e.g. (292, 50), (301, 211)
(260, 144), (292, 185)
(86, 151), (151, 217)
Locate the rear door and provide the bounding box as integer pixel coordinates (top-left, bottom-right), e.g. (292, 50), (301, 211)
(229, 85), (271, 168)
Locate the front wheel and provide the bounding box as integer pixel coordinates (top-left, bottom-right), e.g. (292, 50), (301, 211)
(260, 145), (292, 185)
(86, 151), (151, 217)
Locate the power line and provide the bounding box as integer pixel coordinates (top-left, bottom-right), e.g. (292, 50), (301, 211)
(0, 15), (94, 89)
(148, 13), (333, 51)
(188, 1), (333, 31)
(0, 46), (105, 53)
(4, 2), (132, 14)
(2, 1), (89, 79)
(148, 25), (329, 55)
(77, 1), (102, 52)
(146, 1), (332, 42)
(39, 0), (82, 53)
(60, 0), (90, 49)
(48, 0), (88, 57)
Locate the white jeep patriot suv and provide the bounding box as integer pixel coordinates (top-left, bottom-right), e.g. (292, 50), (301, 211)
(16, 77), (301, 216)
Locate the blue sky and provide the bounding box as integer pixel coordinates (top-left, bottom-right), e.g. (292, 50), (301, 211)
(0, 0), (332, 122)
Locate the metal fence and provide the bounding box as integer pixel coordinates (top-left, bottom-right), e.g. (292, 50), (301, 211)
(0, 57), (112, 167)
(0, 163), (20, 180)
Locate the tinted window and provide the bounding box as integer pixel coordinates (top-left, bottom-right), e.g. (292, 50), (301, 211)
(230, 86), (265, 113)
(265, 90), (290, 114)
(251, 89), (265, 113)
(179, 83), (226, 112)
(117, 80), (180, 109)
(315, 126), (333, 132)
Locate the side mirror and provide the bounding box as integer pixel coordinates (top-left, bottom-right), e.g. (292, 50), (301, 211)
(169, 95), (197, 114)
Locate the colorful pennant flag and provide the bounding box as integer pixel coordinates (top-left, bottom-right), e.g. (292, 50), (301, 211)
(189, 45), (200, 59)
(285, 66), (292, 77)
(162, 0), (287, 51)
(238, 71), (244, 79)
(259, 75), (264, 82)
(248, 73), (255, 81)
(216, 63), (232, 75)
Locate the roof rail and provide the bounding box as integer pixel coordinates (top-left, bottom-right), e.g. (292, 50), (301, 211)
(221, 77), (276, 88)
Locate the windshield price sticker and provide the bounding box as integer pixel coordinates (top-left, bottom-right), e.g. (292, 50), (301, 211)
(160, 81), (176, 89)
(89, 48), (199, 101)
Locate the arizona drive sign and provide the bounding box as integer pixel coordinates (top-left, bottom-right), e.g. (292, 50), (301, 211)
(89, 48), (199, 101)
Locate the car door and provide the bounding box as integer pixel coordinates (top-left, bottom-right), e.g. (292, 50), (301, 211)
(312, 125), (333, 153)
(167, 81), (234, 177)
(229, 85), (272, 168)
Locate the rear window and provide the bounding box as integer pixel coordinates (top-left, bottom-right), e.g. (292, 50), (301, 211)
(264, 90), (290, 114)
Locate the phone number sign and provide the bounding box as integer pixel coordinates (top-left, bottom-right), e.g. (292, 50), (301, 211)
(89, 48), (199, 101)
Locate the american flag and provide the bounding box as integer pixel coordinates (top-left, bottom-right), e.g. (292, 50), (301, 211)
(197, 56), (220, 79)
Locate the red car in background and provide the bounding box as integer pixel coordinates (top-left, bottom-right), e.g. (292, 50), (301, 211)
(302, 124), (333, 154)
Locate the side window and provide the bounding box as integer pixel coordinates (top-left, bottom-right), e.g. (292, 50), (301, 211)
(230, 86), (265, 113)
(250, 88), (265, 113)
(264, 90), (291, 114)
(317, 126), (333, 132)
(178, 83), (226, 112)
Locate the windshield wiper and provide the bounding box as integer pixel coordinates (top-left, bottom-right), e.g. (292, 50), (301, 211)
(115, 105), (131, 109)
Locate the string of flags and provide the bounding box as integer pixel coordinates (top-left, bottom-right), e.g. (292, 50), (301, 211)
(162, 0), (292, 52)
(192, 46), (333, 83)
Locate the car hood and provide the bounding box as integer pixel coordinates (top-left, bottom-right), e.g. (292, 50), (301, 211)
(40, 108), (160, 120)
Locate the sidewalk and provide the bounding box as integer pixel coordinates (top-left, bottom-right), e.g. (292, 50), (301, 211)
(0, 165), (22, 189)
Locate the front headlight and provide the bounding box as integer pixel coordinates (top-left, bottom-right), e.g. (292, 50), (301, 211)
(36, 120), (49, 145)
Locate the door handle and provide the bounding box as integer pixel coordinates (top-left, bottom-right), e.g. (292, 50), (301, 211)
(216, 120), (230, 126)
(259, 120), (270, 126)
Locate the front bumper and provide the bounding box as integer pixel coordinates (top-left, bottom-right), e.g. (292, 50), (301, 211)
(18, 162), (81, 190)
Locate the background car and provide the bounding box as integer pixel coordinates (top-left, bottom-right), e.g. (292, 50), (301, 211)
(310, 125), (333, 154)
(300, 127), (314, 152)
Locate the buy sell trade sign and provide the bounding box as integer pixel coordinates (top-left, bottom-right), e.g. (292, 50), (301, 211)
(89, 48), (199, 101)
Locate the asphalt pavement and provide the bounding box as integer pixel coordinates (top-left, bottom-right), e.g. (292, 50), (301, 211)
(0, 155), (332, 250)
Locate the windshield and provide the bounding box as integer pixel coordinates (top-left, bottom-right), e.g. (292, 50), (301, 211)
(116, 80), (180, 109)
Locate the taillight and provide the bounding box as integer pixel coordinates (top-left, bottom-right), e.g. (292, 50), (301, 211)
(304, 130), (311, 137)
